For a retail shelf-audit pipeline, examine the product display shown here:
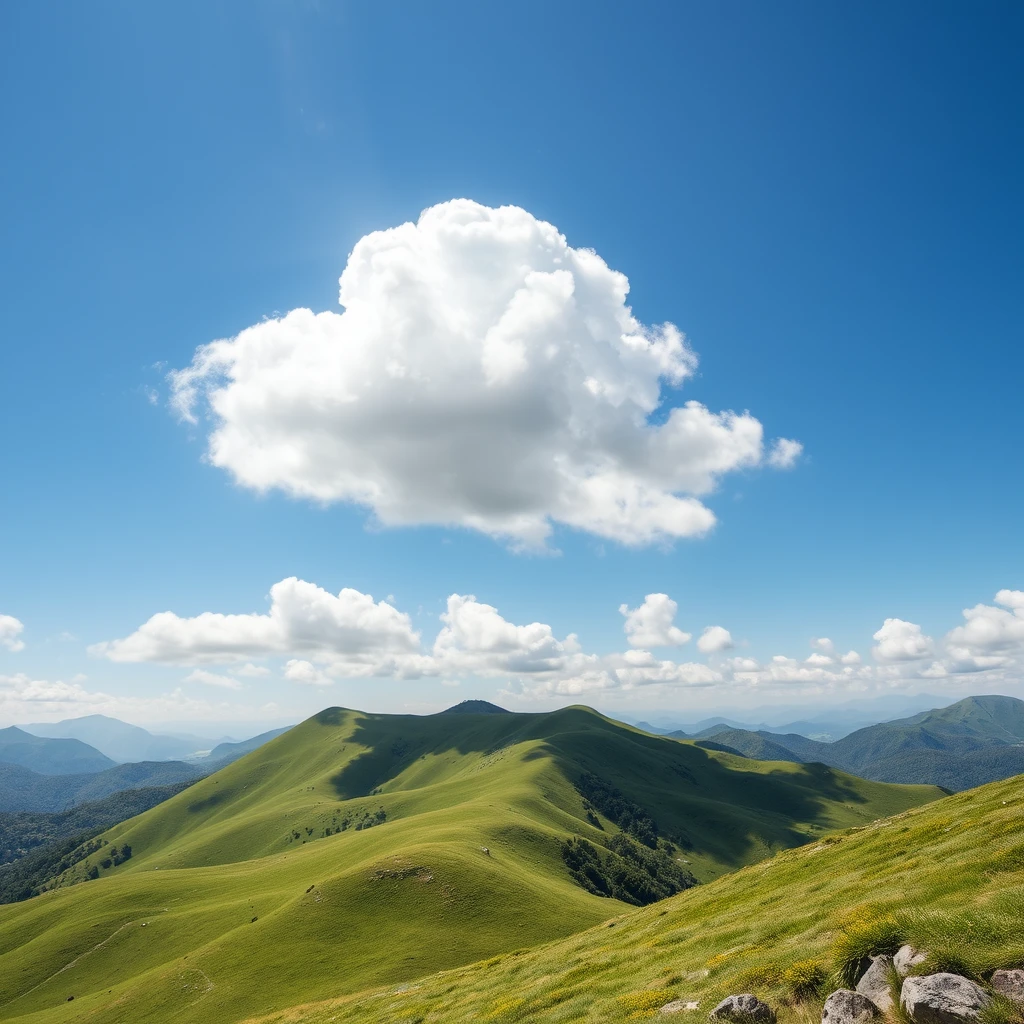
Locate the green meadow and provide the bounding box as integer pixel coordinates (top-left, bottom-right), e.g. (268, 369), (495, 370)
(249, 772), (1024, 1024)
(0, 706), (941, 1024)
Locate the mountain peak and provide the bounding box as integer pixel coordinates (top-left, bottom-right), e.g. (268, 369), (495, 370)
(440, 700), (510, 715)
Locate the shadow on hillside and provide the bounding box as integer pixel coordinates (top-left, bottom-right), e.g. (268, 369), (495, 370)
(322, 706), (884, 870)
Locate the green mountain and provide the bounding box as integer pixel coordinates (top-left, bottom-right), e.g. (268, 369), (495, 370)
(685, 695), (1024, 791)
(0, 726), (115, 775)
(0, 760), (204, 813)
(0, 704), (939, 1024)
(283, 769), (1024, 1024)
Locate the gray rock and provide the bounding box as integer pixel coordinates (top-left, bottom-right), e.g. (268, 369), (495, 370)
(895, 946), (929, 976)
(991, 969), (1024, 1004)
(901, 973), (991, 1024)
(709, 994), (776, 1024)
(662, 1000), (701, 1014)
(856, 956), (895, 1012)
(822, 989), (878, 1024)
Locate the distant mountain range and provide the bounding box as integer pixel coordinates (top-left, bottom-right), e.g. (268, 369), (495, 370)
(624, 692), (950, 741)
(0, 760), (205, 813)
(0, 727), (116, 775)
(0, 718), (295, 813)
(672, 695), (1024, 791)
(22, 714), (227, 763)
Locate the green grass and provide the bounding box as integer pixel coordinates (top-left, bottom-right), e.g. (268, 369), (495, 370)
(248, 772), (1024, 1024)
(0, 705), (940, 1024)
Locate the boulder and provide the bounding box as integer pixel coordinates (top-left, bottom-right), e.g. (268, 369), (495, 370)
(822, 989), (878, 1024)
(895, 946), (928, 976)
(709, 994), (776, 1024)
(901, 973), (991, 1024)
(856, 956), (895, 1012)
(991, 969), (1024, 1004)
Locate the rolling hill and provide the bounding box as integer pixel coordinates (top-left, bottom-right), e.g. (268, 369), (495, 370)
(0, 726), (115, 775)
(683, 695), (1024, 791)
(270, 766), (1024, 1024)
(0, 704), (940, 1024)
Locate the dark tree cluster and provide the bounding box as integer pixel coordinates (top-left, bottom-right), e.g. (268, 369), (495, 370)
(560, 834), (697, 906)
(573, 772), (659, 848)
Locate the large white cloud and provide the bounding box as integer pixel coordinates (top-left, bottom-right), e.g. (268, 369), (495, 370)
(620, 594), (691, 647)
(0, 615), (25, 653)
(169, 200), (800, 549)
(89, 578), (422, 673)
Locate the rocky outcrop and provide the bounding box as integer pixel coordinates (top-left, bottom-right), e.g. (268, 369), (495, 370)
(901, 973), (991, 1024)
(821, 989), (878, 1024)
(709, 994), (776, 1023)
(991, 969), (1024, 1004)
(895, 945), (928, 976)
(856, 955), (895, 1011)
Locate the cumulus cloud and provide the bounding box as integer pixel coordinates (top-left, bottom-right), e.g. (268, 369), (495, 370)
(767, 438), (803, 469)
(872, 618), (933, 662)
(697, 625), (734, 654)
(620, 594), (691, 647)
(89, 578), (421, 675)
(433, 594), (583, 676)
(87, 578), (1024, 705)
(169, 200), (800, 549)
(934, 590), (1024, 673)
(0, 615), (25, 653)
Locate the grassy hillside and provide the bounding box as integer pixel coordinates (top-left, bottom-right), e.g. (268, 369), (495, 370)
(693, 696), (1024, 791)
(0, 705), (939, 1024)
(0, 727), (114, 775)
(257, 770), (1024, 1024)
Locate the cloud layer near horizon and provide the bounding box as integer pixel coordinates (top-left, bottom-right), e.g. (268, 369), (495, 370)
(170, 200), (801, 549)
(81, 579), (1024, 703)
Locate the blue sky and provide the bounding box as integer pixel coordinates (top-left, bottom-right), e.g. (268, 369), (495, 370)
(1, 1), (1022, 730)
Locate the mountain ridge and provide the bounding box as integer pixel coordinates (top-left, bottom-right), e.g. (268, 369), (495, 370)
(0, 703), (941, 1024)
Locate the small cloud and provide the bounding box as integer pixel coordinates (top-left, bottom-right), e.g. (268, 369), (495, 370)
(872, 618), (933, 662)
(767, 438), (803, 469)
(620, 594), (691, 648)
(697, 626), (734, 654)
(0, 615), (25, 653)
